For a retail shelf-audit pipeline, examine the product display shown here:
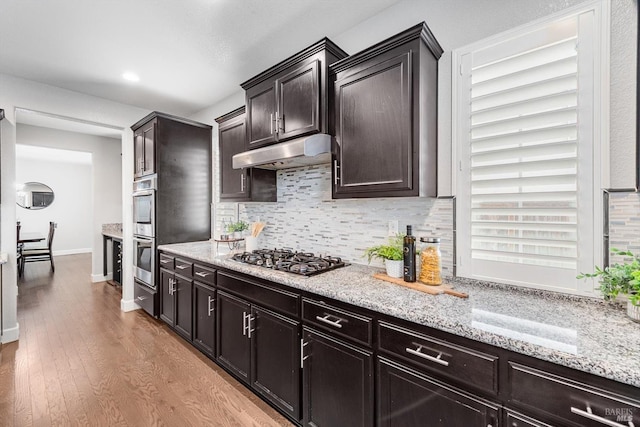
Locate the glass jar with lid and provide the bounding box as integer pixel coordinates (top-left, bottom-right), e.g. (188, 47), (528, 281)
(419, 237), (442, 285)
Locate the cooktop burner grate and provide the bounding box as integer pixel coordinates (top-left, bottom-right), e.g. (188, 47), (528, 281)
(231, 249), (346, 277)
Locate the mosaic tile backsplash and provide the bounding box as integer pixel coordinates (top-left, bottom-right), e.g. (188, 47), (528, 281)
(215, 164), (640, 277)
(216, 164), (455, 274)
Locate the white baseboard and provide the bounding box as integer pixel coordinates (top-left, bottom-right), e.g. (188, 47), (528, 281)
(121, 298), (140, 312)
(54, 248), (92, 256)
(1, 323), (20, 343)
(91, 273), (112, 283)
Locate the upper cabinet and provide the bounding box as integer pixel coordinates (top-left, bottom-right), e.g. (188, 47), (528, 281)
(330, 23), (443, 199)
(241, 38), (348, 150)
(215, 107), (276, 202)
(133, 118), (156, 178)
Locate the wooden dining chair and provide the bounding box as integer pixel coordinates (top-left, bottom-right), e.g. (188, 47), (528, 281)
(20, 222), (57, 276)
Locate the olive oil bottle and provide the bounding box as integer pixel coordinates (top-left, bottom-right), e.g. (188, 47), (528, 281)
(403, 225), (416, 282)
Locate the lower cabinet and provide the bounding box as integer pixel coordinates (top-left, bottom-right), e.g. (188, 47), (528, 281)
(504, 410), (554, 427)
(377, 357), (499, 427)
(159, 268), (193, 340)
(193, 282), (216, 357)
(302, 327), (374, 427)
(217, 290), (301, 421)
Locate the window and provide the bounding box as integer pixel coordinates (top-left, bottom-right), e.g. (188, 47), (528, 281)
(455, 1), (609, 295)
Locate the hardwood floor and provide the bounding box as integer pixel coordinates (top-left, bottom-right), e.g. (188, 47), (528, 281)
(1, 254), (294, 426)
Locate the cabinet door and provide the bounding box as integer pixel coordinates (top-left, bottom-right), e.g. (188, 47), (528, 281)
(251, 306), (301, 421)
(302, 328), (373, 427)
(193, 283), (216, 357)
(277, 60), (320, 141)
(174, 274), (193, 340)
(216, 291), (251, 384)
(377, 357), (499, 427)
(246, 81), (277, 148)
(159, 268), (175, 325)
(219, 113), (250, 200)
(505, 411), (554, 427)
(141, 119), (155, 176)
(133, 127), (144, 177)
(334, 52), (413, 198)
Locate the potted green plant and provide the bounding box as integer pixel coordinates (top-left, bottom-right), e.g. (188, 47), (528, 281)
(577, 248), (640, 322)
(227, 220), (249, 239)
(364, 235), (404, 278)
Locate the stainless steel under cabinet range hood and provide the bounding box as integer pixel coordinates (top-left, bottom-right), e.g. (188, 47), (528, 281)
(232, 133), (332, 170)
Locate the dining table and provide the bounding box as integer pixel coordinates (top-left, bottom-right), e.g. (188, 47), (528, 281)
(18, 232), (46, 244)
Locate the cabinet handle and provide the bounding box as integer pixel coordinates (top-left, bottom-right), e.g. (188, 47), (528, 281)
(240, 173), (245, 192)
(176, 264), (188, 270)
(333, 160), (340, 185)
(571, 405), (632, 427)
(137, 296), (147, 301)
(300, 339), (309, 368)
(242, 311), (248, 336)
(207, 296), (214, 316)
(275, 111), (280, 135)
(247, 315), (255, 339)
(279, 113), (284, 133)
(160, 259), (171, 264)
(270, 113), (274, 135)
(195, 271), (211, 278)
(315, 314), (344, 329)
(405, 345), (449, 366)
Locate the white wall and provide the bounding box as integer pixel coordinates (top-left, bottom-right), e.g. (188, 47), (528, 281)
(16, 124), (123, 272)
(0, 73), (147, 343)
(16, 153), (93, 254)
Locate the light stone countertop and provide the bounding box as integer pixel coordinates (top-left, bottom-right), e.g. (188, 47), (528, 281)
(102, 223), (122, 240)
(158, 240), (640, 388)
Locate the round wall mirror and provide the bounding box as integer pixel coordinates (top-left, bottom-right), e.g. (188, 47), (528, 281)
(16, 182), (55, 210)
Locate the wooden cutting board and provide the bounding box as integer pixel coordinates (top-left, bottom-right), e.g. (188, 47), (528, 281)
(373, 273), (468, 299)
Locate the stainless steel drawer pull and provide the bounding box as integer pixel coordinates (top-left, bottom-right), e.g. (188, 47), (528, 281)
(176, 265), (188, 270)
(195, 271), (211, 278)
(160, 259), (171, 264)
(137, 296), (147, 301)
(247, 316), (255, 339)
(300, 339), (309, 368)
(571, 405), (633, 427)
(316, 314), (343, 329)
(333, 160), (340, 185)
(207, 296), (214, 316)
(242, 311), (248, 336)
(406, 346), (449, 367)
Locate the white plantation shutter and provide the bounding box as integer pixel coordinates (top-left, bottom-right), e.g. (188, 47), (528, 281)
(456, 6), (606, 294)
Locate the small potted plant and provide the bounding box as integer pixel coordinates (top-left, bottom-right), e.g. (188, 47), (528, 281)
(227, 220), (249, 239)
(577, 248), (640, 322)
(364, 235), (404, 278)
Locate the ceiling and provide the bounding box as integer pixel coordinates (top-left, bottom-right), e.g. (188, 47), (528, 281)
(0, 0), (402, 118)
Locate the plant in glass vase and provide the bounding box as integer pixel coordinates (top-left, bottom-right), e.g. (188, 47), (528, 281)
(577, 248), (640, 322)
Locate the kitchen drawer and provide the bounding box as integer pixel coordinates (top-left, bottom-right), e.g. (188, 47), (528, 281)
(217, 271), (299, 317)
(174, 258), (193, 277)
(378, 321), (499, 394)
(302, 299), (372, 347)
(193, 263), (216, 287)
(505, 410), (554, 427)
(158, 253), (174, 270)
(508, 362), (640, 427)
(134, 280), (157, 317)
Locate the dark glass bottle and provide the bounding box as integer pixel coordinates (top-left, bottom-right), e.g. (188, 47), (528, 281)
(403, 225), (416, 282)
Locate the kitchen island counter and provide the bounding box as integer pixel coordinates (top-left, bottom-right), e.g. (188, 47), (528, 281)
(158, 240), (640, 388)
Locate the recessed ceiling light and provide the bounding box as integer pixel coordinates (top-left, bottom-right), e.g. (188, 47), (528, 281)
(122, 71), (140, 82)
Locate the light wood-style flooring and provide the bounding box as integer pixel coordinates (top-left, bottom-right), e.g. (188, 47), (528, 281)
(0, 253), (293, 426)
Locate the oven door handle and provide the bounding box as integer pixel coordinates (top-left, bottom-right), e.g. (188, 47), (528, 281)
(133, 236), (154, 244)
(132, 189), (155, 197)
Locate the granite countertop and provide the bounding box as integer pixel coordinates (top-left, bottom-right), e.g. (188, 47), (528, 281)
(102, 223), (122, 240)
(158, 240), (640, 388)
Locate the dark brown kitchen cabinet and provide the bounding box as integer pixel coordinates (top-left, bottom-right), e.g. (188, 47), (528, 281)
(134, 118), (156, 178)
(302, 327), (373, 427)
(216, 107), (276, 202)
(216, 289), (301, 421)
(159, 267), (193, 340)
(330, 22), (443, 198)
(193, 282), (216, 357)
(508, 361), (640, 427)
(241, 38), (348, 150)
(216, 291), (251, 383)
(505, 411), (554, 427)
(377, 357), (500, 427)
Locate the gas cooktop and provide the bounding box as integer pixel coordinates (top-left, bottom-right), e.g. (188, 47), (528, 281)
(231, 249), (346, 277)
